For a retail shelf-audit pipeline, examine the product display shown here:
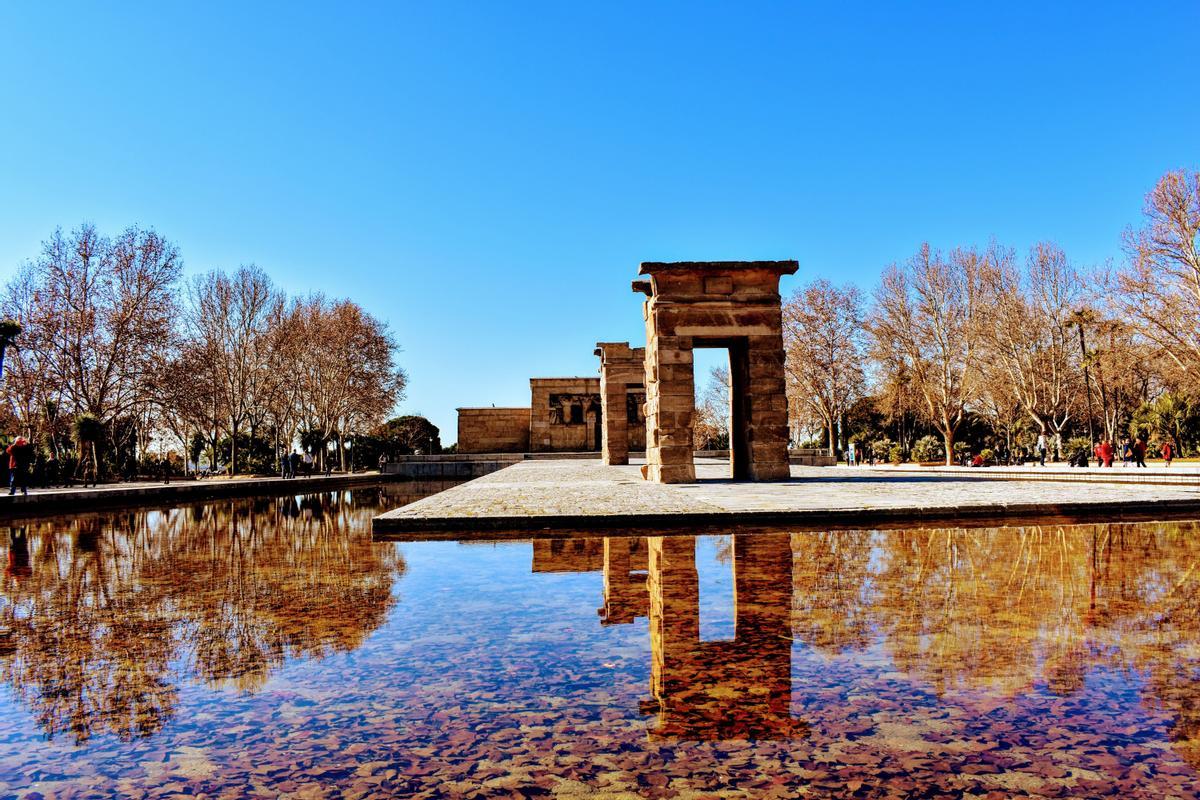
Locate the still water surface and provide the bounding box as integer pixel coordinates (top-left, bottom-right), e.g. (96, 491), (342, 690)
(3, 485), (1200, 798)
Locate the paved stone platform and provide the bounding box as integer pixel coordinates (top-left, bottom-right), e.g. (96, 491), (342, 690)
(372, 460), (1200, 538)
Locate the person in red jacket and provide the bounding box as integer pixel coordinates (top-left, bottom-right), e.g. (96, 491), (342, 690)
(6, 436), (34, 496)
(1098, 439), (1114, 467)
(1161, 439), (1175, 466)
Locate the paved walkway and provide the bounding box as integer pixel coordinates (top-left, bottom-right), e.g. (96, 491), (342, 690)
(372, 460), (1200, 537)
(865, 462), (1200, 485)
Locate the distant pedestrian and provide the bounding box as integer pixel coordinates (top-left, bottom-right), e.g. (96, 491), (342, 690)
(1133, 438), (1147, 468)
(1099, 440), (1114, 468)
(847, 442), (857, 467)
(1036, 433), (1047, 466)
(43, 453), (59, 488)
(280, 451), (291, 479)
(324, 456), (333, 477)
(1161, 439), (1175, 466)
(303, 451), (314, 477)
(6, 437), (34, 496)
(289, 451), (302, 479)
(378, 453), (387, 472)
(1121, 438), (1133, 467)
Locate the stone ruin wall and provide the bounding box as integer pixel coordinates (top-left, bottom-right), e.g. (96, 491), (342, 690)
(456, 407), (531, 454)
(529, 377), (602, 453)
(595, 342), (648, 465)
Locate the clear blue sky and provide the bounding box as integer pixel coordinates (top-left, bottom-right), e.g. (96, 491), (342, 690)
(1, 3), (1196, 443)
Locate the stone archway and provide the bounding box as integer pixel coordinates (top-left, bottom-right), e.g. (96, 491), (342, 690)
(634, 260), (796, 483)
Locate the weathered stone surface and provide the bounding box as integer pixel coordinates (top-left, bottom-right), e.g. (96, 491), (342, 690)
(636, 260), (797, 484)
(456, 407), (531, 453)
(595, 342), (647, 466)
(529, 377), (602, 453)
(372, 460), (1200, 536)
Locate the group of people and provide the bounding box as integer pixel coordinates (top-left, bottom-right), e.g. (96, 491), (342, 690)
(280, 450), (322, 479)
(1071, 436), (1174, 468)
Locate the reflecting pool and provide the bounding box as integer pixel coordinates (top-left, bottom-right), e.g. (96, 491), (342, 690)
(4, 486), (1200, 798)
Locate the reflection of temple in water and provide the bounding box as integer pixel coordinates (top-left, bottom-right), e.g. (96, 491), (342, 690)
(530, 538), (605, 572)
(599, 537), (648, 626)
(644, 533), (804, 740)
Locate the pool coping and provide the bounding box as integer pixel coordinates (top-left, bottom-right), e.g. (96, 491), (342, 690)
(373, 481), (1200, 540)
(0, 472), (408, 520)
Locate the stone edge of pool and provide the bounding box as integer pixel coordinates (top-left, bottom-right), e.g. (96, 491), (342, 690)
(371, 461), (1200, 539)
(0, 472), (412, 520)
(372, 499), (1200, 539)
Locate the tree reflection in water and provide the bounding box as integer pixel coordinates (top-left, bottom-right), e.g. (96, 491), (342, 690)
(0, 490), (405, 743)
(779, 523), (1200, 772)
(607, 523), (1200, 772)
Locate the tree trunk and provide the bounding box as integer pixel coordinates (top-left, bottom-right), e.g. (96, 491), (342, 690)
(942, 428), (954, 466)
(230, 420), (239, 476)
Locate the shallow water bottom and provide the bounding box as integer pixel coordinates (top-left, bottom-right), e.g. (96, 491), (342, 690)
(3, 486), (1200, 798)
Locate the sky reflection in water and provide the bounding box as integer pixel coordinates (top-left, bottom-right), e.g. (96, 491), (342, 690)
(3, 486), (1200, 798)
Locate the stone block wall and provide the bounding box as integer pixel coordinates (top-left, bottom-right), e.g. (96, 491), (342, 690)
(595, 342), (647, 465)
(456, 407), (531, 453)
(529, 377), (602, 452)
(637, 261), (796, 483)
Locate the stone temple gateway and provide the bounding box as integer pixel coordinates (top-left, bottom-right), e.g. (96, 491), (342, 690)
(635, 260), (797, 484)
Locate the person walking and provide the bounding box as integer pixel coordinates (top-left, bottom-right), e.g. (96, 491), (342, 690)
(1121, 438), (1133, 467)
(289, 451), (302, 480)
(1161, 439), (1175, 467)
(1099, 439), (1114, 468)
(847, 441), (857, 467)
(6, 437), (34, 496)
(1036, 433), (1048, 466)
(44, 452), (58, 488)
(303, 450), (314, 477)
(1133, 437), (1148, 468)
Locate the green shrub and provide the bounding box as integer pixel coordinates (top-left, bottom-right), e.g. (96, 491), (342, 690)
(911, 435), (944, 463)
(888, 444), (906, 465)
(870, 438), (893, 461)
(979, 448), (995, 465)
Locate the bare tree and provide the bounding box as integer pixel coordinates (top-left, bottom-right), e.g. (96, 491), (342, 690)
(978, 242), (1084, 447)
(186, 266), (281, 474)
(693, 365), (730, 450)
(783, 279), (866, 455)
(1119, 168), (1200, 385)
(288, 296), (407, 470)
(2, 225), (181, 475)
(869, 244), (985, 464)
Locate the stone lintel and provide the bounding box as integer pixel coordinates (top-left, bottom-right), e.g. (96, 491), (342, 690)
(638, 260), (799, 276)
(595, 341), (645, 363)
